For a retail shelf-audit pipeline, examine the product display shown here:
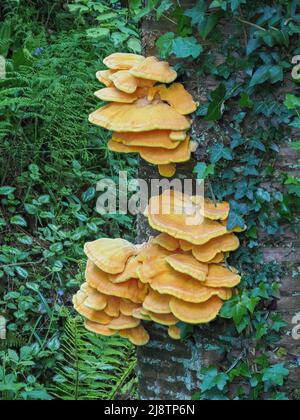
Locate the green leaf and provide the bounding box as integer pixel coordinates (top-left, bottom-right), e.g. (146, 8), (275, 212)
(250, 65), (272, 87)
(82, 187), (96, 203)
(156, 32), (175, 59)
(0, 186), (15, 195)
(86, 28), (110, 39)
(239, 92), (253, 108)
(15, 266), (29, 279)
(127, 37), (142, 53)
(262, 364), (289, 386)
(205, 83), (226, 121)
(172, 36), (203, 59)
(10, 215), (27, 227)
(194, 163), (215, 179)
(291, 141), (300, 150)
(156, 0), (173, 19)
(290, 118), (300, 129)
(227, 210), (245, 231)
(210, 144), (233, 163)
(200, 367), (229, 392)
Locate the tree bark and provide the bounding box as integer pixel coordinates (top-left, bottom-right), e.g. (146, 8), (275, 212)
(136, 0), (300, 399)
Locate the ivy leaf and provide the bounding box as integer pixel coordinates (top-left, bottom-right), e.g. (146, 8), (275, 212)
(284, 94), (300, 110)
(205, 83), (226, 121)
(86, 28), (110, 39)
(156, 0), (173, 19)
(269, 65), (283, 84)
(0, 186), (15, 195)
(227, 210), (245, 231)
(200, 367), (229, 392)
(250, 65), (272, 87)
(262, 364), (289, 386)
(10, 215), (27, 227)
(172, 36), (203, 59)
(256, 188), (271, 203)
(290, 118), (300, 129)
(82, 187), (96, 203)
(185, 1), (222, 39)
(193, 163), (215, 179)
(210, 144), (233, 163)
(156, 32), (175, 59)
(15, 266), (29, 279)
(239, 92), (253, 108)
(127, 37), (142, 53)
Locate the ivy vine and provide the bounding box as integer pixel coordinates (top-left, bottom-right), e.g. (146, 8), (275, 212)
(130, 0), (300, 400)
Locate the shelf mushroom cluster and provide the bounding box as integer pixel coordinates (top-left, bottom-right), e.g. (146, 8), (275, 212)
(89, 53), (198, 177)
(73, 190), (243, 346)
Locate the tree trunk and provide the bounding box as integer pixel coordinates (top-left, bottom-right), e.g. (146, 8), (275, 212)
(136, 0), (300, 399)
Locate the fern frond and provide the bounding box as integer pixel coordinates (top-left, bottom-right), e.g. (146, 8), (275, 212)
(50, 314), (136, 400)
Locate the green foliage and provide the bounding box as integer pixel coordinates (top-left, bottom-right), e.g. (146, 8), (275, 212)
(0, 0), (138, 400)
(143, 0), (300, 400)
(51, 315), (137, 400)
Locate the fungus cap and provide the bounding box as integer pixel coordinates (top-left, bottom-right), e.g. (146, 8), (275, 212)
(73, 294), (113, 324)
(168, 325), (181, 340)
(136, 242), (173, 263)
(202, 199), (230, 221)
(130, 56), (177, 83)
(146, 190), (228, 245)
(147, 311), (178, 326)
(144, 259), (232, 303)
(108, 137), (191, 165)
(119, 300), (141, 316)
(169, 296), (223, 324)
(165, 254), (208, 282)
(84, 320), (116, 336)
(109, 70), (139, 94)
(204, 264), (241, 288)
(158, 163), (177, 178)
(208, 252), (225, 264)
(103, 53), (145, 70)
(96, 70), (115, 87)
(143, 289), (171, 314)
(83, 289), (107, 311)
(84, 238), (137, 274)
(89, 103), (191, 132)
(132, 307), (152, 321)
(170, 131), (187, 141)
(109, 256), (140, 284)
(112, 131), (181, 150)
(106, 314), (140, 330)
(192, 233), (240, 263)
(152, 233), (180, 252)
(120, 325), (150, 346)
(104, 296), (121, 318)
(159, 83), (198, 115)
(86, 261), (147, 303)
(94, 87), (138, 103)
(179, 240), (194, 252)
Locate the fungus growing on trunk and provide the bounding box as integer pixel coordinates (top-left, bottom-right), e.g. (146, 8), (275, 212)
(89, 53), (198, 177)
(73, 177), (243, 346)
(103, 53), (145, 70)
(129, 56), (177, 83)
(84, 238), (137, 275)
(169, 296), (224, 324)
(94, 87), (138, 103)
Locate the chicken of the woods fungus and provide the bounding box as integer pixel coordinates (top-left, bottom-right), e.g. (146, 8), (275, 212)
(89, 53), (198, 177)
(73, 190), (244, 346)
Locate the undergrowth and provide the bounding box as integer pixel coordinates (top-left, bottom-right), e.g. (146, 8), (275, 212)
(0, 0), (139, 400)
